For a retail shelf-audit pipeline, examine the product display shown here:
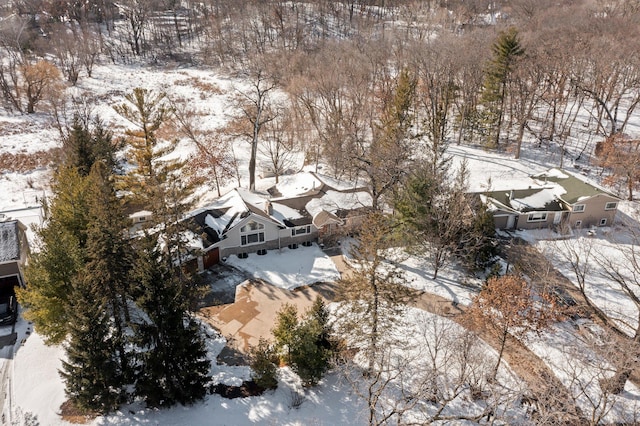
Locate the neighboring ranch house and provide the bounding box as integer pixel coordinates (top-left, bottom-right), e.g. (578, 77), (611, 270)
(479, 169), (620, 230)
(185, 172), (372, 270)
(0, 219), (29, 290)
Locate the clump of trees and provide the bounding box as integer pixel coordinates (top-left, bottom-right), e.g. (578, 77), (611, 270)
(595, 134), (640, 201)
(395, 159), (497, 279)
(18, 88), (210, 414)
(247, 297), (334, 391)
(269, 297), (333, 387)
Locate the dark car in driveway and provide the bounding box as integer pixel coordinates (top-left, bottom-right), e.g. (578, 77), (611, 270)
(0, 287), (18, 326)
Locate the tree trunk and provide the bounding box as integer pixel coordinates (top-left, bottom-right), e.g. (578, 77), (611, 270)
(369, 274), (379, 374)
(515, 120), (526, 159)
(493, 328), (508, 381)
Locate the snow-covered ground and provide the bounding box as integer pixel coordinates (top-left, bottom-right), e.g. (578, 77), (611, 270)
(225, 244), (340, 290)
(10, 306), (530, 426)
(11, 322), (365, 426)
(532, 221), (640, 337)
(397, 255), (479, 306)
(526, 321), (640, 424)
(1, 55), (640, 424)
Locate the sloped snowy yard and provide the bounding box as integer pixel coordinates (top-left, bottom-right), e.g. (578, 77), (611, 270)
(11, 306), (529, 426)
(526, 321), (640, 424)
(535, 225), (640, 337)
(11, 323), (365, 426)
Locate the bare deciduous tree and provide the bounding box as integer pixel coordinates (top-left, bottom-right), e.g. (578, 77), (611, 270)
(228, 66), (279, 191)
(595, 134), (640, 201)
(335, 211), (417, 374)
(171, 99), (235, 197)
(468, 274), (558, 380)
(260, 105), (299, 183)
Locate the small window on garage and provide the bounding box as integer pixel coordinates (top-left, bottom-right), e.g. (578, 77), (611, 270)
(599, 218), (607, 226)
(575, 220), (582, 228)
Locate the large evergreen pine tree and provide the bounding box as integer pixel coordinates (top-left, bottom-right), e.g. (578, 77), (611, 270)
(364, 68), (417, 210)
(83, 161), (134, 380)
(480, 27), (524, 148)
(18, 167), (90, 344)
(113, 88), (170, 208)
(63, 115), (119, 177)
(59, 277), (124, 413)
(19, 112), (119, 344)
(115, 87), (209, 408)
(131, 235), (210, 407)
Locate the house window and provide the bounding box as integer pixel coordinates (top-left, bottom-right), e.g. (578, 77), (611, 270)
(241, 221), (264, 232)
(527, 212), (547, 222)
(605, 202), (618, 210)
(599, 218), (607, 226)
(573, 204), (585, 213)
(139, 217), (146, 222)
(575, 220), (582, 228)
(240, 220), (265, 246)
(241, 232), (265, 246)
(292, 226), (311, 236)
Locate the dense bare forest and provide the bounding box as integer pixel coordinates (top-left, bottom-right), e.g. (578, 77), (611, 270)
(1, 1), (640, 192)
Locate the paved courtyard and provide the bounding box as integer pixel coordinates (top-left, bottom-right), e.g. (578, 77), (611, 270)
(199, 280), (337, 354)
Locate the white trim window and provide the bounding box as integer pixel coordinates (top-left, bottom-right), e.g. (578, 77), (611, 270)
(573, 204), (585, 213)
(599, 218), (607, 226)
(527, 212), (548, 222)
(292, 225), (311, 236)
(240, 220), (265, 246)
(605, 202), (618, 210)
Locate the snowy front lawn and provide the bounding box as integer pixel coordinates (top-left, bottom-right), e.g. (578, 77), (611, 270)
(225, 244), (340, 290)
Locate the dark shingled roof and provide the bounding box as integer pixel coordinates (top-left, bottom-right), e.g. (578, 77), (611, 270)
(188, 208), (231, 246)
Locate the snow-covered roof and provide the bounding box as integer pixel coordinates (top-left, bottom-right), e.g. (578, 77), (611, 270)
(485, 187), (565, 213)
(0, 220), (22, 263)
(271, 172), (323, 198)
(313, 173), (361, 191)
(128, 210), (153, 219)
(187, 172), (373, 247)
(509, 185), (566, 212)
(188, 189), (253, 244)
(306, 190), (373, 218)
(532, 168), (619, 204)
(270, 202), (304, 223)
(480, 168), (619, 213)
